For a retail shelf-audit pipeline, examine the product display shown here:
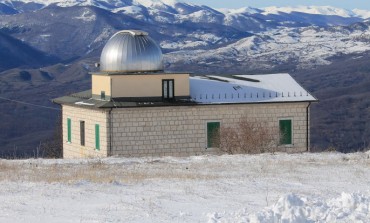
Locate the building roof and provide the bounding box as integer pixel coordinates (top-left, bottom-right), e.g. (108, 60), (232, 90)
(53, 73), (316, 109)
(190, 73), (317, 104)
(52, 90), (196, 109)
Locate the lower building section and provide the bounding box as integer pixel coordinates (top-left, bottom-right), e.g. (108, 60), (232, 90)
(62, 102), (310, 158)
(62, 106), (109, 158)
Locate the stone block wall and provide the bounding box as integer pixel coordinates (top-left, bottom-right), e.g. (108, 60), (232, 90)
(110, 102), (311, 157)
(62, 105), (109, 158)
(61, 102), (310, 158)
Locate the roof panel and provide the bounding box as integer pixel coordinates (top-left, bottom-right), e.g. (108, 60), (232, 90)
(189, 73), (317, 104)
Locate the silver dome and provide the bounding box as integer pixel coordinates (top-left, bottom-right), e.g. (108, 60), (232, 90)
(100, 30), (164, 73)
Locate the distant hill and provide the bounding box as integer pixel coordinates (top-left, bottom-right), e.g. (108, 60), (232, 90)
(293, 52), (370, 152)
(0, 2), (18, 14)
(0, 60), (93, 156)
(0, 32), (57, 72)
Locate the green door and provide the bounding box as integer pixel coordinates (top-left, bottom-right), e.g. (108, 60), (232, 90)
(207, 122), (220, 148)
(279, 120), (292, 145)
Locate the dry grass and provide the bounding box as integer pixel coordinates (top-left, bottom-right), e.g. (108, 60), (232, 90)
(0, 151), (369, 184)
(0, 159), (219, 184)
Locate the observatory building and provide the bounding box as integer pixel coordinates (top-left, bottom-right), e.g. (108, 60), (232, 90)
(53, 30), (317, 158)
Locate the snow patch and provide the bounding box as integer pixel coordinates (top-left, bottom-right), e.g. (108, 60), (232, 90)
(161, 40), (208, 50)
(113, 5), (142, 14)
(218, 7), (260, 15)
(134, 0), (179, 7)
(353, 9), (370, 19)
(74, 9), (96, 22)
(75, 101), (94, 106)
(177, 10), (220, 23)
(262, 5), (356, 17)
(248, 193), (370, 222)
(39, 34), (51, 38)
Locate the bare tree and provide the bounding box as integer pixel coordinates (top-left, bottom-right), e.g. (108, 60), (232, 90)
(40, 112), (63, 158)
(218, 126), (239, 154)
(218, 117), (279, 154)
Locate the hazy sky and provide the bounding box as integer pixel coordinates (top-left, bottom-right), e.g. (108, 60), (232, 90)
(185, 0), (370, 10)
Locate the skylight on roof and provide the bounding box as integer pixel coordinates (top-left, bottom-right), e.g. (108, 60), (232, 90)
(231, 75), (260, 82)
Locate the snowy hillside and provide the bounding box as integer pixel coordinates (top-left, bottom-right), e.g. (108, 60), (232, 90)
(166, 23), (370, 70)
(0, 0), (368, 70)
(262, 6), (356, 18)
(1, 0), (368, 58)
(353, 9), (370, 19)
(0, 152), (369, 222)
(1, 0), (191, 10)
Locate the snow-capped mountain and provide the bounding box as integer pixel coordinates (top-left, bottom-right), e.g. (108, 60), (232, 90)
(353, 9), (370, 19)
(166, 21), (370, 71)
(0, 0), (369, 69)
(1, 0), (370, 22)
(262, 6), (356, 18)
(0, 0), (269, 35)
(0, 0), (194, 12)
(2, 0), (370, 18)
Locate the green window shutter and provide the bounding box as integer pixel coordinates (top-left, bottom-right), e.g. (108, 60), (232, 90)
(207, 122), (220, 148)
(80, 121), (85, 146)
(279, 120), (292, 145)
(67, 118), (71, 143)
(95, 124), (100, 150)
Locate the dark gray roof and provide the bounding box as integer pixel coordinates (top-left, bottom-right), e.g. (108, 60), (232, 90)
(53, 74), (317, 109)
(52, 90), (196, 109)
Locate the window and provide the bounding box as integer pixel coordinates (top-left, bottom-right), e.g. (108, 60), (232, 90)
(80, 121), (85, 146)
(67, 118), (71, 143)
(207, 122), (220, 148)
(162, 79), (174, 100)
(95, 124), (100, 150)
(101, 91), (105, 100)
(279, 119), (292, 145)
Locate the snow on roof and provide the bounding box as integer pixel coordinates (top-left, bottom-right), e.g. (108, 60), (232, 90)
(189, 73), (317, 104)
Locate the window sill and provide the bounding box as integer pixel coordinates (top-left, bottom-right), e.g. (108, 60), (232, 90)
(279, 144), (294, 147)
(206, 147), (219, 150)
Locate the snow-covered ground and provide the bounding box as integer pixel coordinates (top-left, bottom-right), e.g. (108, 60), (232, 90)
(0, 152), (369, 222)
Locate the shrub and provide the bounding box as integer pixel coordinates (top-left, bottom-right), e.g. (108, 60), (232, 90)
(217, 117), (279, 154)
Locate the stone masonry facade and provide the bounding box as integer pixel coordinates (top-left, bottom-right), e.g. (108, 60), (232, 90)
(111, 102), (310, 156)
(63, 105), (109, 158)
(62, 102), (310, 158)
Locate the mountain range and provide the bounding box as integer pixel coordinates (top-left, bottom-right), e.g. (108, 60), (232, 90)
(2, 0), (370, 18)
(0, 0), (370, 155)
